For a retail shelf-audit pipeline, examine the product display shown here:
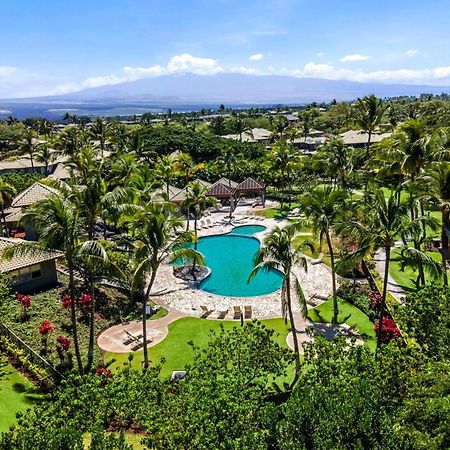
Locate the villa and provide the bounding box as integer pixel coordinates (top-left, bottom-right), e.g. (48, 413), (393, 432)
(223, 128), (274, 144)
(0, 237), (61, 292)
(340, 129), (391, 147)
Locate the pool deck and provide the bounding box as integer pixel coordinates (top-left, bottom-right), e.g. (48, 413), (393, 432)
(98, 205), (336, 354)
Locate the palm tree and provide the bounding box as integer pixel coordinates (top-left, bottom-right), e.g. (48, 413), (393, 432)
(300, 186), (348, 322)
(272, 116), (290, 140)
(90, 117), (110, 158)
(422, 162), (450, 285)
(317, 136), (353, 188)
(35, 143), (55, 176)
(233, 116), (252, 141)
(20, 129), (39, 170)
(340, 188), (415, 350)
(182, 180), (217, 239)
(250, 224), (311, 386)
(267, 142), (301, 208)
(155, 156), (175, 198)
(0, 180), (16, 237)
(20, 194), (86, 373)
(354, 95), (386, 159)
(125, 202), (203, 369)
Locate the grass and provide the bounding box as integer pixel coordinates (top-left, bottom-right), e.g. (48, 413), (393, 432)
(105, 317), (291, 379)
(308, 297), (377, 351)
(292, 234), (333, 268)
(0, 353), (44, 431)
(389, 246), (447, 292)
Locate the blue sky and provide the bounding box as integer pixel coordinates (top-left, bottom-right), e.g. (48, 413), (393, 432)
(1, 0), (450, 97)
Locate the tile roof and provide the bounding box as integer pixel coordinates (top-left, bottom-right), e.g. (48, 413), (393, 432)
(340, 130), (391, 145)
(206, 182), (235, 198)
(11, 182), (59, 208)
(0, 237), (62, 273)
(216, 177), (238, 189)
(235, 177), (265, 191)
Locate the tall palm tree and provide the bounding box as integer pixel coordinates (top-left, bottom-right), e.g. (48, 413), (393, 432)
(340, 188), (416, 350)
(20, 194), (86, 373)
(300, 186), (348, 322)
(233, 116), (252, 142)
(90, 117), (110, 158)
(267, 142), (301, 208)
(182, 181), (217, 239)
(0, 180), (16, 237)
(35, 143), (55, 176)
(250, 224), (311, 386)
(125, 202), (203, 368)
(354, 95), (386, 159)
(317, 136), (353, 188)
(422, 162), (450, 285)
(272, 115), (290, 140)
(20, 129), (39, 170)
(155, 156), (175, 198)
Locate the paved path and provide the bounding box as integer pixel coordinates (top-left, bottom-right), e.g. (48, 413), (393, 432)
(374, 242), (406, 303)
(97, 306), (185, 353)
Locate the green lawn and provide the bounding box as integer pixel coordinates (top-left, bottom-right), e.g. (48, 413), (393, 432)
(389, 246), (447, 291)
(308, 297), (376, 351)
(0, 354), (44, 431)
(105, 317), (291, 379)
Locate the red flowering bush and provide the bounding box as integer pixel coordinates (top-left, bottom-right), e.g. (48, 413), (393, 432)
(96, 367), (114, 379)
(368, 291), (382, 310)
(78, 292), (92, 313)
(38, 320), (54, 352)
(56, 335), (70, 365)
(61, 294), (73, 309)
(56, 335), (70, 351)
(38, 320), (54, 335)
(16, 294), (32, 318)
(374, 317), (401, 343)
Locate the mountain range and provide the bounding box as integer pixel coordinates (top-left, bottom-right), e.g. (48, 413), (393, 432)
(6, 73), (450, 105)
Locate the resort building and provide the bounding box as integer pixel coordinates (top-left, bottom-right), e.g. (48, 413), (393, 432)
(4, 182), (59, 240)
(223, 128), (274, 144)
(340, 130), (391, 147)
(0, 237), (61, 292)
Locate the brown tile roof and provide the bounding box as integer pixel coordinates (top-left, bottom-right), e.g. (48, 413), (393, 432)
(4, 208), (23, 223)
(207, 182), (234, 198)
(11, 182), (59, 208)
(235, 177), (265, 191)
(0, 237), (62, 273)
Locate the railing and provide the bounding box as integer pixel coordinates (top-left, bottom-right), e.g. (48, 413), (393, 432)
(0, 322), (65, 383)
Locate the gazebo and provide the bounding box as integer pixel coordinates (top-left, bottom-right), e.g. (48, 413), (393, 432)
(235, 177), (266, 207)
(206, 181), (236, 211)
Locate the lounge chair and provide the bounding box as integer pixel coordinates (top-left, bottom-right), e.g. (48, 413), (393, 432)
(206, 218), (214, 228)
(233, 305), (242, 320)
(217, 309), (228, 319)
(244, 305), (252, 319)
(200, 305), (213, 318)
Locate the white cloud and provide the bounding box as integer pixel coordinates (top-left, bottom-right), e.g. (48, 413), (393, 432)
(316, 52), (325, 57)
(340, 54), (371, 62)
(405, 49), (418, 57)
(0, 66), (17, 76)
(249, 53), (264, 61)
(166, 53), (222, 75)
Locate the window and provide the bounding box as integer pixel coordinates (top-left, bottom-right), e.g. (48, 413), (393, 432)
(9, 264), (42, 284)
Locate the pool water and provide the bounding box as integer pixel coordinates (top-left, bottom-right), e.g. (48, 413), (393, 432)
(195, 226), (283, 297)
(229, 224), (266, 235)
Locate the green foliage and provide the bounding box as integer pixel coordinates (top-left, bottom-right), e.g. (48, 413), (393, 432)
(399, 285), (450, 359)
(278, 338), (402, 449)
(0, 172), (44, 193)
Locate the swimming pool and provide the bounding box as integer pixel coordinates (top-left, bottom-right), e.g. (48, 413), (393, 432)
(195, 226), (283, 297)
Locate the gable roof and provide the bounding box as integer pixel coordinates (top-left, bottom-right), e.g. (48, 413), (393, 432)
(206, 182), (234, 198)
(235, 177), (265, 191)
(340, 130), (391, 145)
(0, 238), (62, 273)
(11, 182), (59, 208)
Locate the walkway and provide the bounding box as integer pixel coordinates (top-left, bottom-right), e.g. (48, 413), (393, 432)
(97, 307), (184, 353)
(374, 242), (406, 303)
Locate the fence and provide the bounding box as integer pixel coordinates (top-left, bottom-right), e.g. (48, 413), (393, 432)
(0, 322), (64, 383)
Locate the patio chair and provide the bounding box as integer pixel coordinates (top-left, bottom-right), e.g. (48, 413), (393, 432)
(200, 305), (214, 318)
(233, 305), (242, 320)
(217, 309), (228, 319)
(244, 305), (252, 319)
(206, 218), (214, 228)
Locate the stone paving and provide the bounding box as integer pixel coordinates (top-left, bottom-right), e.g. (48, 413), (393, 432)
(98, 203), (336, 353)
(151, 207), (334, 320)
